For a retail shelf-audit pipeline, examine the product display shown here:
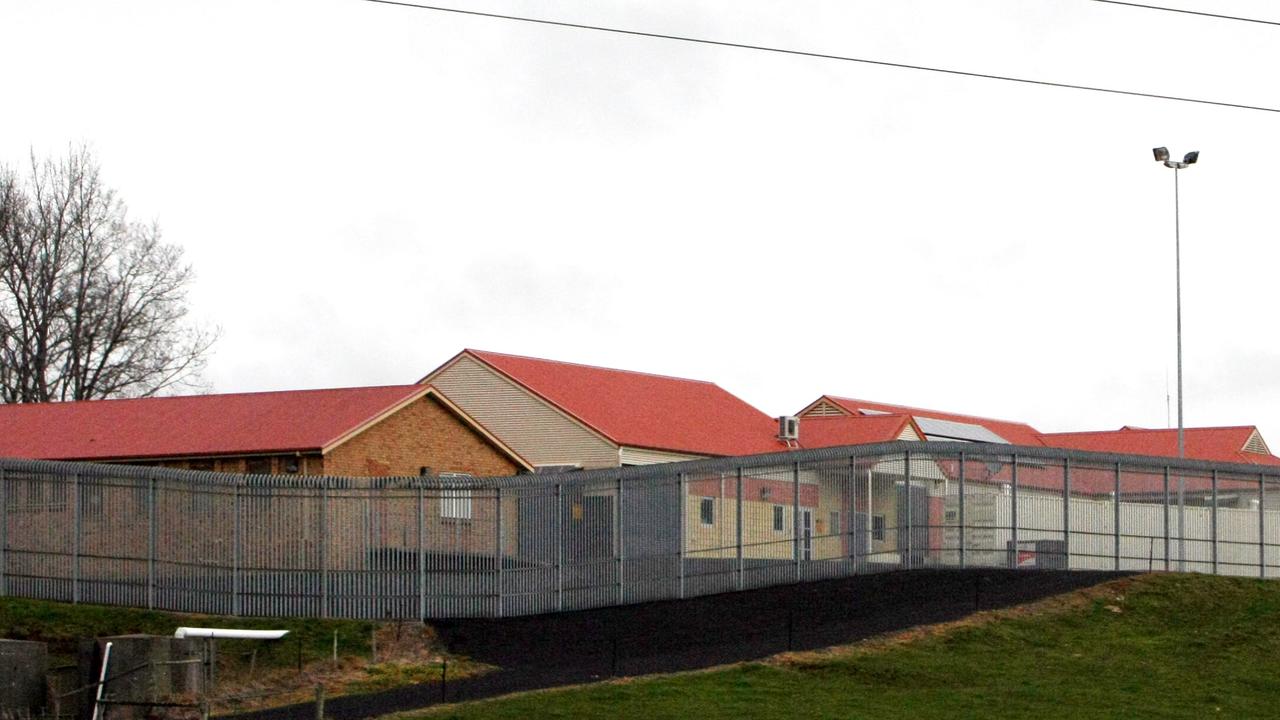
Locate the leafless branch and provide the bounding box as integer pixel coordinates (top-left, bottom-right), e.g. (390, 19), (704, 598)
(0, 147), (217, 403)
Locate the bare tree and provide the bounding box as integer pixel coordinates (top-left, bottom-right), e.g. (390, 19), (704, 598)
(0, 148), (216, 403)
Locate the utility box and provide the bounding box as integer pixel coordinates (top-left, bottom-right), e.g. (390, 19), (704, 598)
(1007, 539), (1068, 569)
(0, 638), (49, 713)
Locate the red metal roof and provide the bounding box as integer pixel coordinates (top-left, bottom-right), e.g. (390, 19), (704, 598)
(0, 385), (431, 461)
(464, 350), (788, 457)
(1038, 426), (1280, 467)
(814, 396), (1045, 446)
(796, 414), (921, 450)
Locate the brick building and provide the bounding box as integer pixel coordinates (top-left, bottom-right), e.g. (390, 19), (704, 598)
(0, 384), (532, 477)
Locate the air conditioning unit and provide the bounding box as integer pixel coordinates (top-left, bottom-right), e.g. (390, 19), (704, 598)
(778, 415), (800, 441)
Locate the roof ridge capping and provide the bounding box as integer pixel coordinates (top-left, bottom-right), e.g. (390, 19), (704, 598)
(4, 383), (425, 407)
(1043, 425), (1260, 436)
(801, 412), (914, 420)
(826, 395), (1032, 426)
(464, 348), (723, 387)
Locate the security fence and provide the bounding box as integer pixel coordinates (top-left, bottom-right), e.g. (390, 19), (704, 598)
(1, 441), (1277, 619)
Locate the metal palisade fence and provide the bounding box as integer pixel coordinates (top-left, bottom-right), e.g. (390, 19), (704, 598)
(1, 442), (1277, 619)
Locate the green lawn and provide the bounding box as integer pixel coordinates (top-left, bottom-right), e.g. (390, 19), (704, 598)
(407, 573), (1280, 720)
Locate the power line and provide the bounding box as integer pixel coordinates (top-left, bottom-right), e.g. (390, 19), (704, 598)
(362, 0), (1280, 114)
(1086, 1), (1280, 28)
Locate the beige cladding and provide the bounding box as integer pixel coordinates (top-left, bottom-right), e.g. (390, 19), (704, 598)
(425, 355), (620, 469)
(619, 446), (704, 466)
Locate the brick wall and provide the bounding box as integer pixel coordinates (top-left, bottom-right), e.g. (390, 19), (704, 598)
(322, 394), (520, 478)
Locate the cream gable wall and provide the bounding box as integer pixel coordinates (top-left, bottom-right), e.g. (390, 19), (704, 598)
(424, 355), (620, 469)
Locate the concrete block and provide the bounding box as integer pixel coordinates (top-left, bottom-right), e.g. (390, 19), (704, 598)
(0, 639), (48, 713)
(94, 636), (205, 719)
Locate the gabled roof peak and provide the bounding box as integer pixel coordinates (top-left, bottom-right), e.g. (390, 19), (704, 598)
(429, 348), (785, 457)
(464, 349), (722, 387)
(805, 395), (1043, 446)
(822, 395), (1031, 427)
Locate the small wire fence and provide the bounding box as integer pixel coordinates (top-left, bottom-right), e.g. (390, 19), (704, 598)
(2, 442), (1278, 620)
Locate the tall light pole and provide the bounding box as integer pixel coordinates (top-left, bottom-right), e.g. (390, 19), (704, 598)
(1153, 146), (1198, 571)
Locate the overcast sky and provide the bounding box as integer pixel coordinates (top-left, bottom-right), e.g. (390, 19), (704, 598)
(4, 0), (1278, 441)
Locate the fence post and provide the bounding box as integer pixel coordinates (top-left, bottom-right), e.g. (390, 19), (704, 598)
(677, 472), (686, 599)
(73, 473), (81, 604)
(148, 472), (157, 610)
(849, 456), (858, 570)
(495, 487), (503, 618)
(1259, 474), (1266, 580)
(1211, 470), (1219, 575)
(314, 683), (325, 720)
(792, 462), (801, 581)
(233, 480), (242, 616)
(617, 474), (625, 606)
(1063, 458), (1071, 570)
(735, 467), (744, 591)
(320, 480), (328, 619)
(555, 482), (563, 613)
(1113, 463), (1121, 571)
(0, 466), (6, 597)
(1162, 467), (1171, 572)
(1010, 454), (1019, 569)
(418, 484), (426, 621)
(958, 452), (966, 570)
(1177, 465), (1186, 572)
(903, 451), (912, 570)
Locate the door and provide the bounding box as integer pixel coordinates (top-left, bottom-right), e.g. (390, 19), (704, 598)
(896, 482), (929, 568)
(853, 511), (869, 561)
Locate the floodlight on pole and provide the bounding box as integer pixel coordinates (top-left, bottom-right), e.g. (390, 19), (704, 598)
(1153, 146), (1198, 571)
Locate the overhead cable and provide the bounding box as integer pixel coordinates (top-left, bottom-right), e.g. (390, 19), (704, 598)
(1085, 1), (1280, 28)
(362, 0), (1280, 114)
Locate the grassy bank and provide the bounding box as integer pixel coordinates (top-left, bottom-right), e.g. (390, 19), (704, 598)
(0, 597), (487, 712)
(0, 595), (376, 669)
(403, 573), (1280, 720)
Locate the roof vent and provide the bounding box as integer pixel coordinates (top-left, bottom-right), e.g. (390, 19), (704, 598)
(778, 416), (800, 442)
(1244, 431), (1270, 455)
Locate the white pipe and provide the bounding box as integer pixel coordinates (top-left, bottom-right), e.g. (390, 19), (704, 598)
(91, 641), (112, 720)
(174, 627), (289, 640)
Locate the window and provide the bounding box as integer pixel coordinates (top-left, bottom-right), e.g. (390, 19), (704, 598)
(8, 480), (65, 511)
(80, 485), (104, 518)
(245, 458), (272, 475)
(871, 515), (886, 542)
(188, 489), (213, 514)
(773, 504), (785, 533)
(699, 497), (715, 526)
(830, 511), (841, 536)
(244, 477), (274, 514)
(441, 489), (472, 520)
(26, 480), (46, 507)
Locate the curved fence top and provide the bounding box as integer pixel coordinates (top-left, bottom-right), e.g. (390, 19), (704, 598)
(3, 440), (1279, 489)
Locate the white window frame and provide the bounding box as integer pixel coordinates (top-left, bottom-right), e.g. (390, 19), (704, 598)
(440, 488), (473, 520)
